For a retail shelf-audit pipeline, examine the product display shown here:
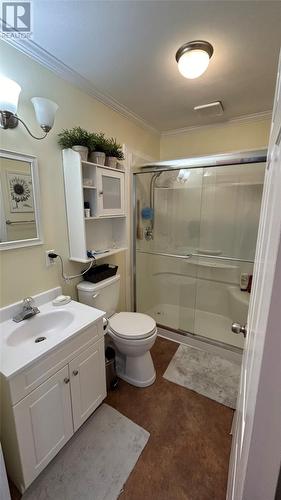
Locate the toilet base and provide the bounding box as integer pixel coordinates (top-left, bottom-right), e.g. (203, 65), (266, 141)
(116, 351), (156, 388)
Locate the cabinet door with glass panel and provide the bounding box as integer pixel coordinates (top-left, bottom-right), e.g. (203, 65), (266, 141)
(96, 167), (125, 216)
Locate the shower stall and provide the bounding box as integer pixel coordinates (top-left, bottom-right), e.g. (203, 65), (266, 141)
(133, 150), (266, 350)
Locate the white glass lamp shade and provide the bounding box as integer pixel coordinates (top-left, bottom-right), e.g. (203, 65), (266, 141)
(0, 76), (21, 114)
(177, 49), (210, 79)
(31, 97), (58, 130)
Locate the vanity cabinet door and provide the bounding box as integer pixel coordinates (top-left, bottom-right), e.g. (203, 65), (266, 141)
(96, 168), (125, 216)
(70, 339), (106, 432)
(13, 365), (73, 489)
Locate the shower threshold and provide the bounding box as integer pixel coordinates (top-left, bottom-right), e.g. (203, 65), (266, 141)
(144, 303), (244, 352)
(157, 323), (243, 355)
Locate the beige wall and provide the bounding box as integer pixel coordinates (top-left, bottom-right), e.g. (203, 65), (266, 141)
(0, 41), (160, 307)
(160, 117), (271, 160)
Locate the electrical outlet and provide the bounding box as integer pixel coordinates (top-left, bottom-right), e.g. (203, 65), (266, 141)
(46, 249), (55, 267)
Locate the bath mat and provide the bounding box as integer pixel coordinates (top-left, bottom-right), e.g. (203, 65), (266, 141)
(163, 344), (241, 408)
(23, 403), (149, 500)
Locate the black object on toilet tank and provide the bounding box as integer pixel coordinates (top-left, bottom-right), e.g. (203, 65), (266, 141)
(84, 264), (118, 284)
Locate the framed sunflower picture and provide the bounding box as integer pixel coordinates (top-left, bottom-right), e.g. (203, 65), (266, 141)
(6, 171), (34, 213)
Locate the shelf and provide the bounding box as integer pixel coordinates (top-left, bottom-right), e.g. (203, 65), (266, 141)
(82, 161), (125, 173)
(69, 247), (127, 263)
(84, 215), (126, 220)
(63, 149), (127, 266)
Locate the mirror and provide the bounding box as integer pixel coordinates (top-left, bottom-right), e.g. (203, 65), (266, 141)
(0, 149), (43, 250)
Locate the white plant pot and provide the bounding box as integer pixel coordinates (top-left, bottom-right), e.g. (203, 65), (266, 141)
(105, 156), (117, 168)
(72, 146), (89, 161)
(89, 151), (106, 166)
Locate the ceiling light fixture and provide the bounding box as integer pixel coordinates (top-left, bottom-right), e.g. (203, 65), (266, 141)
(0, 76), (58, 140)
(175, 40), (214, 79)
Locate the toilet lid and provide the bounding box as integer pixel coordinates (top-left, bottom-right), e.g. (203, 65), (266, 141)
(109, 312), (156, 340)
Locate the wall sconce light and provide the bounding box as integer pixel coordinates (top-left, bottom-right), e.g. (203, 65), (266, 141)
(0, 76), (58, 140)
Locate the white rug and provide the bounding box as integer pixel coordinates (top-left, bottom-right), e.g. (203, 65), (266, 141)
(163, 344), (241, 408)
(23, 404), (149, 500)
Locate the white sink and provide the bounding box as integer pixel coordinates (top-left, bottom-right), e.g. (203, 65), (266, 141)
(0, 288), (105, 379)
(7, 310), (75, 347)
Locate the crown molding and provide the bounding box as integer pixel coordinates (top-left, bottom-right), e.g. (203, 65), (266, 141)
(2, 37), (160, 136)
(161, 110), (272, 137)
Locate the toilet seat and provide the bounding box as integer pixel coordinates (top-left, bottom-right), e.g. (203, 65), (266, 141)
(109, 312), (156, 340)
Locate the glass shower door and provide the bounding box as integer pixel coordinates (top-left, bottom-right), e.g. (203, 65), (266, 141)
(135, 162), (265, 349)
(135, 168), (203, 333)
(193, 162), (265, 348)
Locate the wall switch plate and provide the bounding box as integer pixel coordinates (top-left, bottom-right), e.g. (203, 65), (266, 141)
(46, 249), (55, 267)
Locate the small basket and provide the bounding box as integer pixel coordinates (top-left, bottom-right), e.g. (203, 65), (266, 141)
(84, 264), (118, 283)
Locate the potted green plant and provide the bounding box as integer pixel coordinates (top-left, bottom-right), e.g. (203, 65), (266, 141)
(88, 132), (108, 165)
(105, 138), (125, 168)
(57, 127), (91, 160)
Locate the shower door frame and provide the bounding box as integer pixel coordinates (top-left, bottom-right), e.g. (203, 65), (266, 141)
(132, 149), (267, 346)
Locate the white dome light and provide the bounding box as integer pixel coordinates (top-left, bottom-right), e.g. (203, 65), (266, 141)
(176, 41), (213, 80)
(178, 49), (210, 79)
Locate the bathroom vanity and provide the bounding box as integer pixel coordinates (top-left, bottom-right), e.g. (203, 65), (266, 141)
(0, 288), (106, 493)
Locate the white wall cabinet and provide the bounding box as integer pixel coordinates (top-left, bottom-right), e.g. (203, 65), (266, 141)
(62, 148), (128, 263)
(1, 324), (106, 493)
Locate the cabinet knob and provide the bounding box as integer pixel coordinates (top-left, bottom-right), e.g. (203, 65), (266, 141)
(73, 370), (79, 376)
(64, 377), (70, 384)
(99, 191), (103, 196)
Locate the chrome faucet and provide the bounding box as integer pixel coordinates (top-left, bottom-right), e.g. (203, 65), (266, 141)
(13, 297), (40, 323)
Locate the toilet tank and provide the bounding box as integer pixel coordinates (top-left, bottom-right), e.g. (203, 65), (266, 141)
(77, 275), (120, 318)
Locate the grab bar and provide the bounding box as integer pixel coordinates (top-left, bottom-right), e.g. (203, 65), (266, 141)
(191, 253), (254, 263)
(6, 220), (35, 225)
(136, 250), (192, 260)
(136, 249), (254, 264)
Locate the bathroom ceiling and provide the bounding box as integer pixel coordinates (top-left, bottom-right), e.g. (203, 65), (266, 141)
(10, 1), (281, 132)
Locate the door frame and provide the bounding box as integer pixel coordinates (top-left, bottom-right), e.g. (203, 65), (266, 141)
(227, 52), (281, 500)
(227, 145), (281, 499)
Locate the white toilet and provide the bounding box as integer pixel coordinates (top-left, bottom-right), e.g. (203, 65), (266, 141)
(77, 275), (157, 387)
